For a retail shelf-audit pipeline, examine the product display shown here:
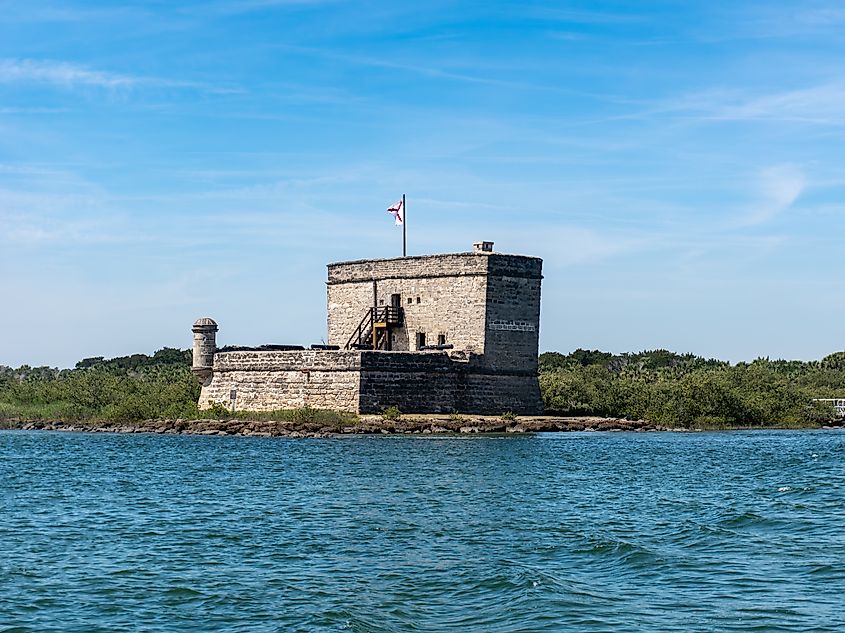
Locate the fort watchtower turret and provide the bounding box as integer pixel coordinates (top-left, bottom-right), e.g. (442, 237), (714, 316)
(191, 317), (218, 385)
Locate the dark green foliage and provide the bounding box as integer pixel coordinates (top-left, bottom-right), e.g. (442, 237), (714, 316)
(540, 349), (845, 427)
(539, 349), (613, 370)
(821, 352), (845, 371)
(0, 349), (200, 422)
(74, 348), (190, 372)
(381, 406), (401, 422)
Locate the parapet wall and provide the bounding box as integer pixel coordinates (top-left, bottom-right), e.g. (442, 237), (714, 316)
(199, 350), (362, 412)
(213, 350), (362, 372)
(199, 349), (543, 415)
(486, 254), (543, 279)
(327, 253), (490, 284)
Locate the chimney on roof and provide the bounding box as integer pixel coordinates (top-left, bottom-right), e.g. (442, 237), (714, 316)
(473, 241), (494, 253)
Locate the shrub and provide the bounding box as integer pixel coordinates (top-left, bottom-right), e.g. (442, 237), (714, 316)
(381, 406), (401, 422)
(206, 402), (231, 419)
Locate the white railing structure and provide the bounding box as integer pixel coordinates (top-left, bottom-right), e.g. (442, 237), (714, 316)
(813, 398), (845, 417)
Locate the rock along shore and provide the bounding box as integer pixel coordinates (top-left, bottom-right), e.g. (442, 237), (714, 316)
(0, 415), (664, 438)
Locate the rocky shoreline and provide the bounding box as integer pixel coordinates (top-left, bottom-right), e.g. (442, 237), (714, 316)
(0, 415), (665, 438)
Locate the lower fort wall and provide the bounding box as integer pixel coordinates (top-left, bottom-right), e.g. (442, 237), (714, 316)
(358, 351), (460, 413)
(198, 350), (544, 415)
(199, 351), (362, 412)
(461, 373), (544, 415)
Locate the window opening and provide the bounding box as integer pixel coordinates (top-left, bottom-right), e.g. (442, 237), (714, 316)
(416, 332), (426, 349)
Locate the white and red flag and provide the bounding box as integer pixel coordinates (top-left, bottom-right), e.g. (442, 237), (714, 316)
(387, 198), (404, 226)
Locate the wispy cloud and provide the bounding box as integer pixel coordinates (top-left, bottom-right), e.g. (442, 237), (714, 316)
(204, 0), (340, 15)
(0, 58), (241, 94)
(742, 2), (845, 38)
(0, 0), (150, 23)
(540, 227), (646, 266)
(736, 164), (805, 227)
(0, 58), (138, 88)
(0, 106), (68, 114)
(467, 225), (649, 269)
(654, 80), (845, 125)
(792, 6), (845, 27)
(0, 1), (146, 23)
(521, 7), (645, 25)
(274, 44), (613, 98)
(714, 83), (845, 123)
(0, 210), (128, 246)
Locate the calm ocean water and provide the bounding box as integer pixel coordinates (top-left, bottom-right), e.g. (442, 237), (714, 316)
(1, 430), (844, 632)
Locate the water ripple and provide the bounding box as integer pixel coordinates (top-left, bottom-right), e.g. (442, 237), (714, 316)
(2, 430), (845, 632)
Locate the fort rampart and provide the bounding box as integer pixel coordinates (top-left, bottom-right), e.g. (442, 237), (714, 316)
(198, 349), (543, 414)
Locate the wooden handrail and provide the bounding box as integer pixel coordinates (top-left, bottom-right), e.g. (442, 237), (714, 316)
(345, 306), (404, 349)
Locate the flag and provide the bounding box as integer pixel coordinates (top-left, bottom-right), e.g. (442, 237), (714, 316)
(387, 198), (404, 226)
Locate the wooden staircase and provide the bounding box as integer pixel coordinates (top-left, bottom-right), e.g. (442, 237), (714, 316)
(345, 306), (403, 350)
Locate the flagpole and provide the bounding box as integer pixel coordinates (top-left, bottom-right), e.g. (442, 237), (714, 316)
(402, 193), (406, 257)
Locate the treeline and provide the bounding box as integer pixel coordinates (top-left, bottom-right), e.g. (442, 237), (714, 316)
(539, 349), (845, 427)
(0, 348), (200, 422)
(2, 347), (844, 427)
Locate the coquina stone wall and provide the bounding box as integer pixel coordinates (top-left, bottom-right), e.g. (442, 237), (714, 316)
(199, 350), (362, 412)
(326, 252), (542, 363)
(327, 253), (491, 352)
(483, 272), (542, 373)
(358, 354), (543, 414)
(461, 372), (544, 415)
(358, 351), (462, 413)
(199, 349), (543, 414)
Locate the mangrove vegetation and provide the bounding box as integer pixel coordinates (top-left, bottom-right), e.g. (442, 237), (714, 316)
(1, 347), (844, 427)
(540, 349), (845, 427)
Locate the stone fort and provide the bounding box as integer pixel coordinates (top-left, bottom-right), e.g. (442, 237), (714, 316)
(192, 242), (543, 414)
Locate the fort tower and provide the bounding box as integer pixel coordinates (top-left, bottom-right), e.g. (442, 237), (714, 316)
(326, 242), (542, 375)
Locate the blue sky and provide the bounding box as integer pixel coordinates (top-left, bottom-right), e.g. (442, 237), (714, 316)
(2, 0), (845, 368)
